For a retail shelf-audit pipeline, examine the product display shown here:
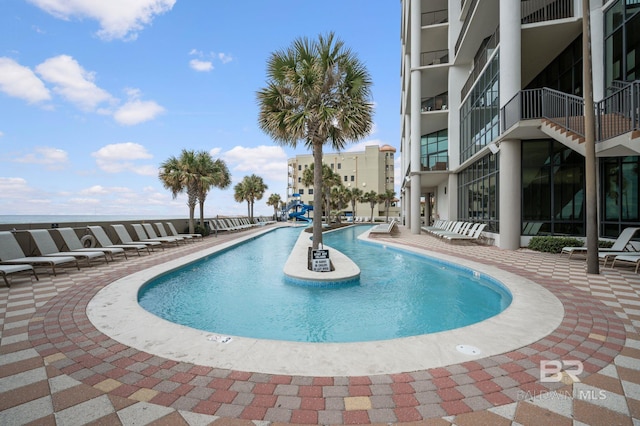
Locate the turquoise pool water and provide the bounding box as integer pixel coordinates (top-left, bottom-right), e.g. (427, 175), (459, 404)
(138, 225), (512, 343)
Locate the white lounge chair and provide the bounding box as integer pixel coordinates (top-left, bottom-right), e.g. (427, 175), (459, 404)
(369, 220), (398, 234)
(56, 227), (126, 261)
(87, 226), (149, 256)
(111, 224), (163, 251)
(611, 253), (640, 273)
(0, 264), (38, 287)
(27, 229), (108, 266)
(165, 222), (202, 241)
(0, 231), (79, 276)
(443, 223), (487, 241)
(131, 224), (181, 247)
(561, 227), (640, 259)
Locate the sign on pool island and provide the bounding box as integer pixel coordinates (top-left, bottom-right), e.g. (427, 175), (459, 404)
(311, 249), (331, 272)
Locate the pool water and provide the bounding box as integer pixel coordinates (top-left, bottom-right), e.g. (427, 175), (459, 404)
(138, 225), (512, 343)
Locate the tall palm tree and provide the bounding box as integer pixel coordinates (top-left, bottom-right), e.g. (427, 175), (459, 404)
(257, 32), (374, 249)
(234, 174), (268, 222)
(159, 149), (200, 233)
(347, 187), (363, 219)
(378, 189), (397, 223)
(195, 152), (231, 230)
(233, 180), (250, 218)
(266, 193), (282, 220)
(330, 185), (349, 223)
(362, 190), (378, 223)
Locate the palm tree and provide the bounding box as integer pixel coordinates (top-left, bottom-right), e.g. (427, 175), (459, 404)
(257, 32), (374, 249)
(233, 180), (251, 218)
(330, 185), (349, 223)
(159, 149), (200, 233)
(195, 152), (231, 231)
(266, 193), (282, 220)
(234, 174), (268, 222)
(362, 190), (378, 223)
(378, 189), (397, 223)
(302, 164), (342, 224)
(346, 187), (363, 219)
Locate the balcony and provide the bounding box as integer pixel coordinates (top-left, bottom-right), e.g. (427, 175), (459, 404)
(421, 9), (448, 26)
(421, 93), (448, 112)
(420, 49), (449, 67)
(421, 154), (449, 172)
(521, 0), (574, 25)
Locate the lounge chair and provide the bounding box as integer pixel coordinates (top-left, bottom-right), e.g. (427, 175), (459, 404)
(111, 224), (163, 251)
(0, 264), (38, 287)
(369, 220), (398, 234)
(165, 222), (203, 241)
(87, 226), (150, 256)
(142, 223), (185, 245)
(131, 224), (181, 247)
(0, 231), (79, 275)
(56, 227), (126, 261)
(611, 253), (640, 273)
(27, 229), (108, 266)
(561, 227), (640, 259)
(443, 223), (487, 241)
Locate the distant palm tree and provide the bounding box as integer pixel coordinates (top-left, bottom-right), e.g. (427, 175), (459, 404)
(234, 174), (268, 222)
(266, 193), (282, 220)
(257, 32), (373, 249)
(330, 185), (349, 223)
(195, 152), (231, 230)
(302, 164), (342, 224)
(346, 187), (363, 218)
(362, 190), (378, 223)
(159, 149), (200, 233)
(378, 189), (397, 223)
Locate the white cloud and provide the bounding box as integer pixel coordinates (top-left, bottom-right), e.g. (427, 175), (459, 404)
(189, 59), (213, 72)
(345, 139), (387, 152)
(36, 55), (113, 111)
(114, 99), (165, 125)
(0, 177), (31, 196)
(26, 0), (177, 41)
(14, 147), (69, 170)
(209, 147), (222, 156)
(221, 145), (288, 183)
(0, 57), (51, 104)
(0, 131), (4, 137)
(92, 142), (155, 175)
(218, 53), (233, 64)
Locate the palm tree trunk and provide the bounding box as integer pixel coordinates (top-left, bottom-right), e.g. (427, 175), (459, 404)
(199, 201), (205, 230)
(312, 142), (324, 249)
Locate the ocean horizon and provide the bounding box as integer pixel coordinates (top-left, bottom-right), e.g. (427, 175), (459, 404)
(0, 214), (183, 225)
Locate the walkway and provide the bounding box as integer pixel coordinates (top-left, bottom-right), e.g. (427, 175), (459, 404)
(0, 224), (639, 425)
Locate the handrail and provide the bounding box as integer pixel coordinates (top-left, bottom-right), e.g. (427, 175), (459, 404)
(521, 0), (574, 24)
(420, 49), (449, 66)
(500, 82), (640, 142)
(421, 9), (448, 26)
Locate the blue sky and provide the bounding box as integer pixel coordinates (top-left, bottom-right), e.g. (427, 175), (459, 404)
(0, 0), (400, 217)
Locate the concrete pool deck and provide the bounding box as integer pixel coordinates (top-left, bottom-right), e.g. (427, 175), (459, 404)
(0, 223), (638, 424)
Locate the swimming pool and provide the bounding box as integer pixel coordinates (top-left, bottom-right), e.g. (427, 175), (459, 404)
(138, 225), (512, 343)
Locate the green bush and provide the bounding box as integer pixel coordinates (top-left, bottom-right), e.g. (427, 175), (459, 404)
(528, 236), (583, 253)
(193, 224), (210, 237)
(599, 240), (615, 248)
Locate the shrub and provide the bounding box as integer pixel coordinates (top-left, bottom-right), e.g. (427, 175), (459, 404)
(193, 224), (210, 237)
(528, 236), (583, 254)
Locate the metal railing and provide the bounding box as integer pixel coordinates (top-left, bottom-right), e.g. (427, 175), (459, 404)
(521, 0), (574, 24)
(420, 49), (449, 66)
(422, 9), (448, 26)
(461, 27), (499, 100)
(421, 93), (449, 112)
(500, 82), (640, 142)
(421, 154), (449, 171)
(455, 0), (478, 55)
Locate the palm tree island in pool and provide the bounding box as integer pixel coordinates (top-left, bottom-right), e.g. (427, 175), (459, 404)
(257, 32), (374, 250)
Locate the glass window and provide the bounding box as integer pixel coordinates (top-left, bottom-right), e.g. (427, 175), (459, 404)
(457, 153), (499, 232)
(299, 189), (304, 195)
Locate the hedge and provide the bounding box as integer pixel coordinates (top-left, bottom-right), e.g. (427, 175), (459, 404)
(528, 236), (615, 253)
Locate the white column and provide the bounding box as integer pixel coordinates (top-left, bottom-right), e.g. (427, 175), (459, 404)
(410, 0), (422, 234)
(498, 0), (522, 250)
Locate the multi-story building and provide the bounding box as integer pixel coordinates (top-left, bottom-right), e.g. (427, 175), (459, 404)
(400, 0), (640, 249)
(287, 145), (399, 219)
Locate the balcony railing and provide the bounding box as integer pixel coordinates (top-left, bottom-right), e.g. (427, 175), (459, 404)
(461, 27), (499, 101)
(421, 154), (449, 172)
(421, 9), (448, 26)
(500, 82), (640, 142)
(421, 93), (449, 112)
(521, 0), (574, 24)
(420, 49), (449, 66)
(455, 0), (478, 55)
